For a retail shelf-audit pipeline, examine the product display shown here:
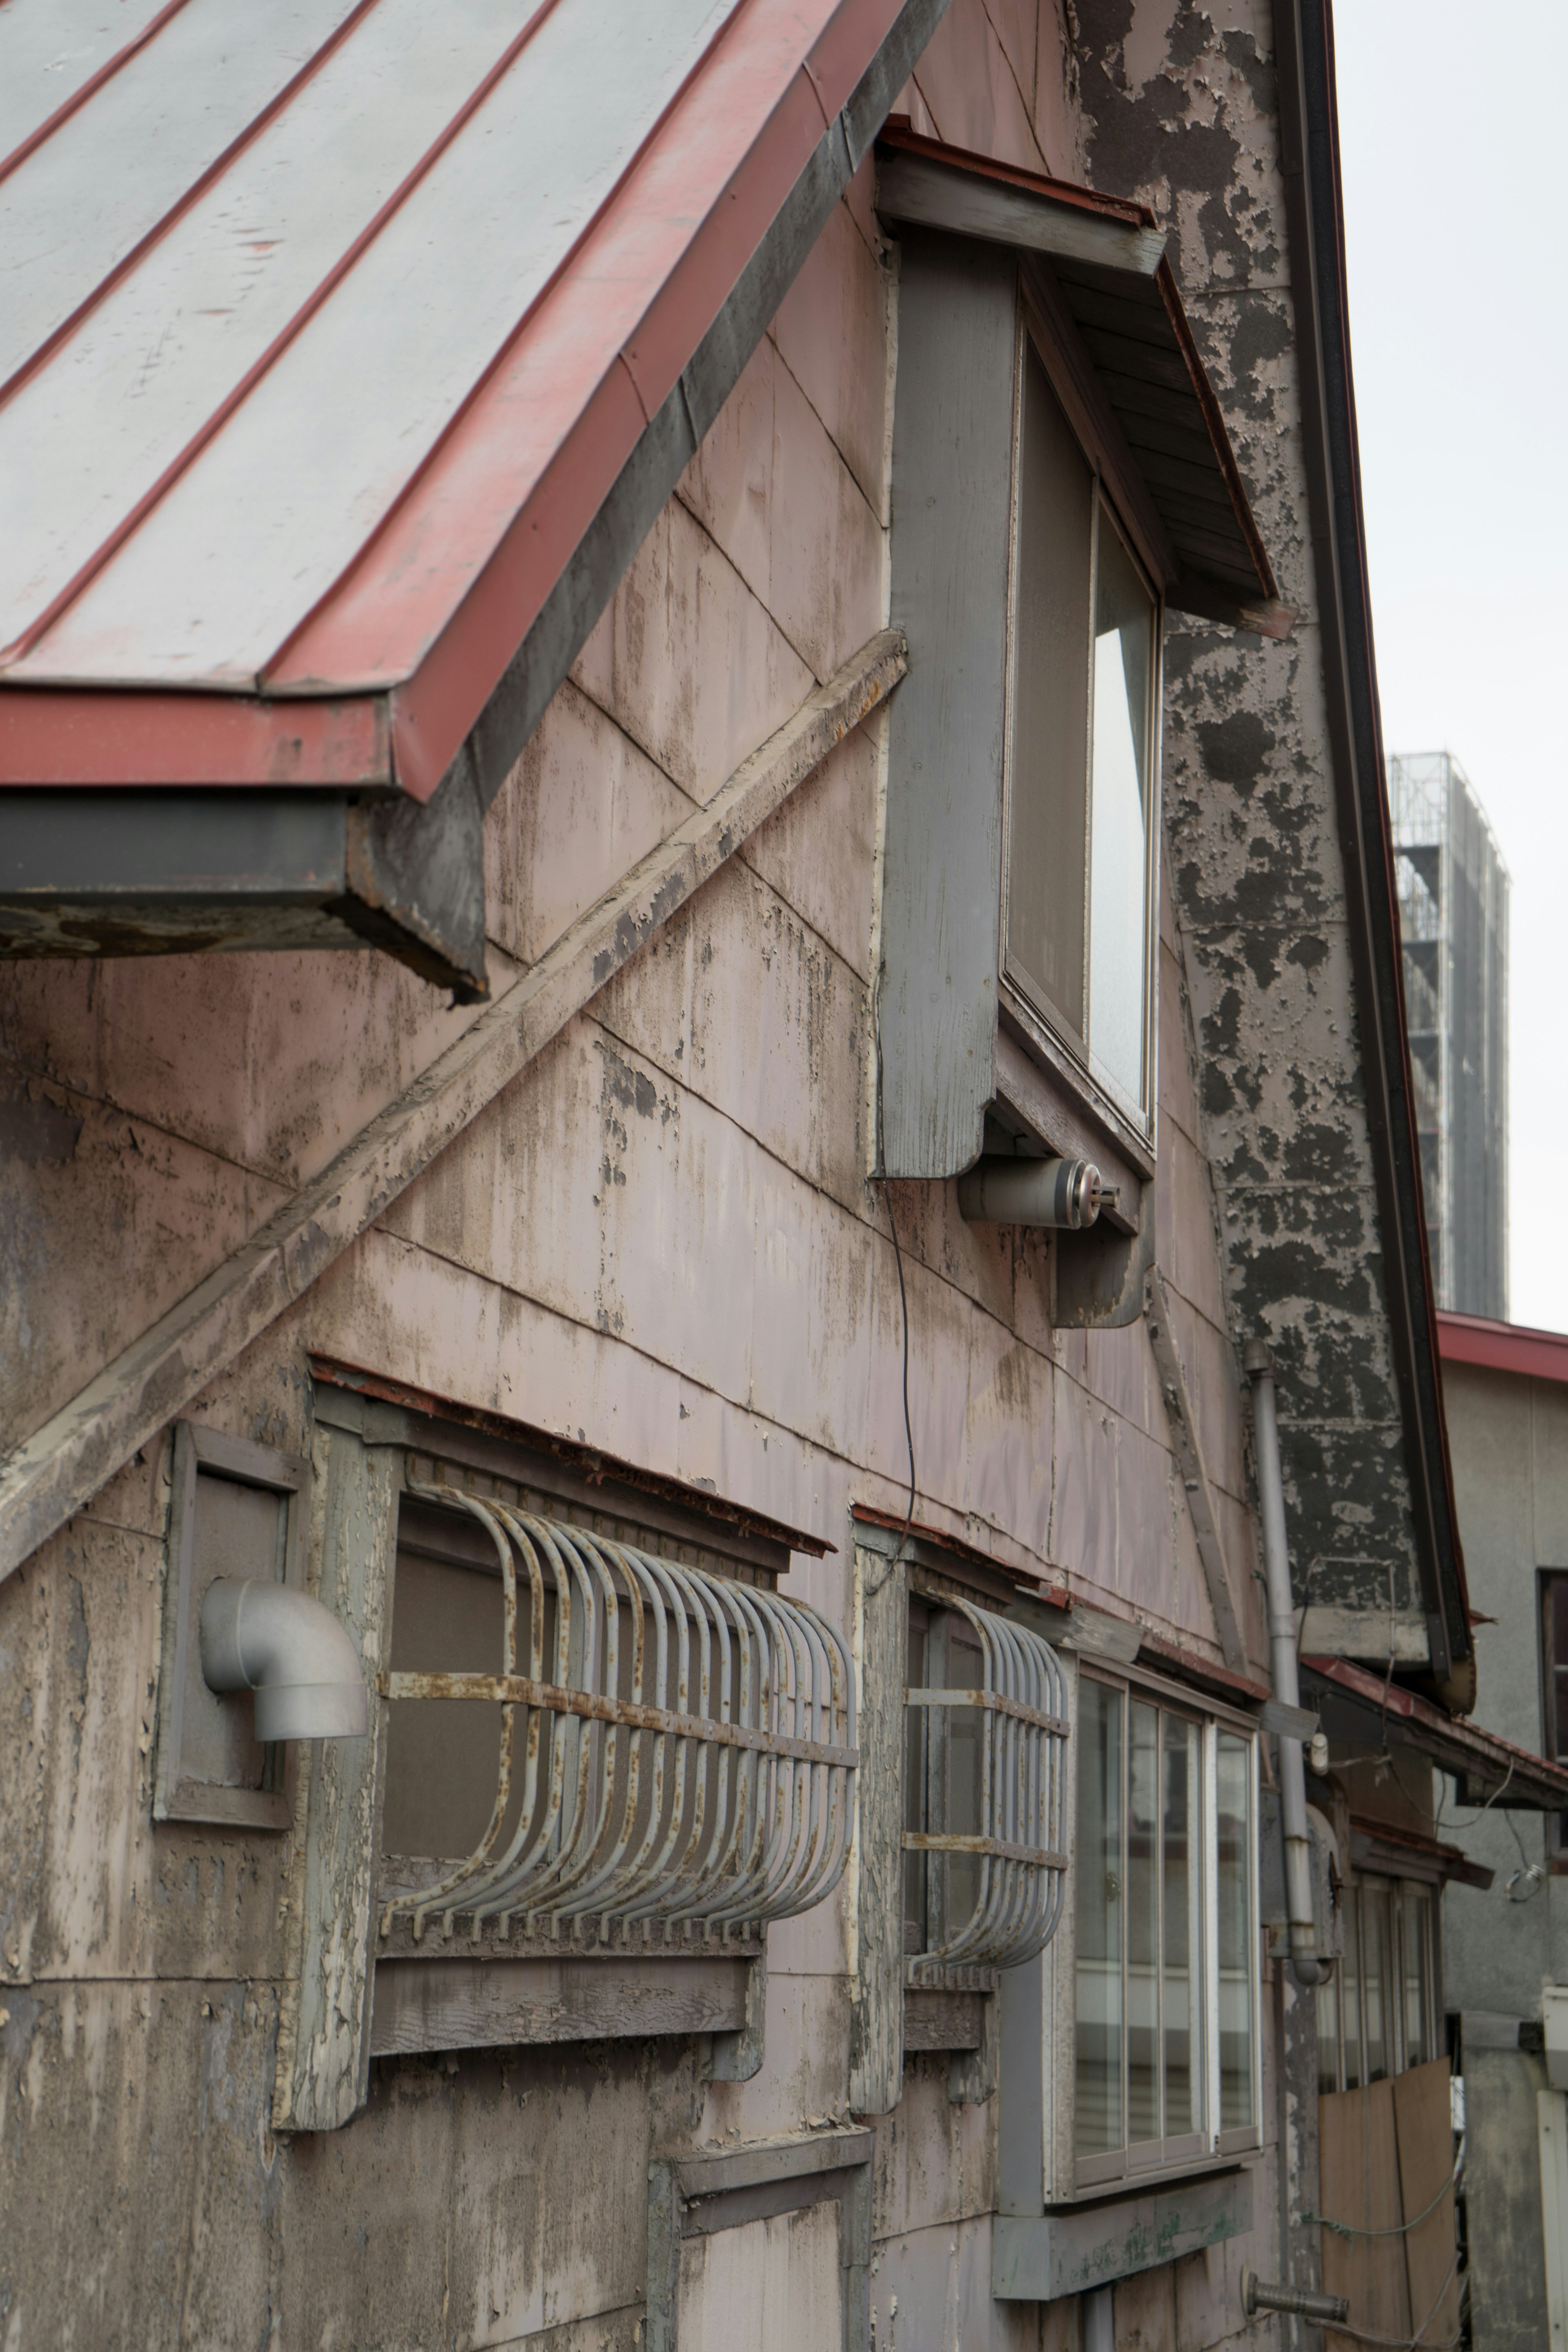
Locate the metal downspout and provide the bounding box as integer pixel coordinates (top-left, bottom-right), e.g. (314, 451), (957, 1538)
(1244, 1340), (1327, 1987)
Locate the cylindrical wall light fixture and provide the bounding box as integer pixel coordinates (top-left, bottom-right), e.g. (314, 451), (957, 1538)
(957, 1154), (1102, 1229)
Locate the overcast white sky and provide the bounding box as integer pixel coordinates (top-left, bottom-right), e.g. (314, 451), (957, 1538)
(1333, 2), (1568, 1331)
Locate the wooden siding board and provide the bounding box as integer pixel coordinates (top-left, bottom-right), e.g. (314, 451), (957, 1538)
(272, 1419), (397, 2132)
(880, 228), (1016, 1178)
(1320, 2080), (1412, 2345)
(849, 1537), (906, 2113)
(369, 1955), (751, 2055)
(1392, 2059), (1461, 2346)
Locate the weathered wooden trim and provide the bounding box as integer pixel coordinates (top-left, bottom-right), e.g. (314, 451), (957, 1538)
(848, 1538), (906, 2115)
(992, 2164), (1254, 2299)
(1144, 1266), (1247, 1673)
(272, 1421), (399, 2133)
(705, 1949), (768, 2085)
(369, 1954), (750, 2056)
(948, 1984), (1000, 2105)
(902, 1988), (982, 2051)
(648, 2128), (874, 2352)
(876, 150), (1168, 278)
(0, 632), (905, 1586)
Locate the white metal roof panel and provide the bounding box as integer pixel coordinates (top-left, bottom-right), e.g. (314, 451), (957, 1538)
(0, 0), (174, 161)
(0, 0), (738, 683)
(0, 0), (366, 390)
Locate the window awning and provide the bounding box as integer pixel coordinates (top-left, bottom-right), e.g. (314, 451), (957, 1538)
(1303, 1653), (1568, 1811)
(0, 0), (950, 991)
(873, 126), (1290, 640)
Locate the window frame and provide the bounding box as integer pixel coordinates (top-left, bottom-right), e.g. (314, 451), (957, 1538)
(1315, 1870), (1439, 2097)
(997, 272), (1165, 1160)
(1060, 1657), (1263, 2197)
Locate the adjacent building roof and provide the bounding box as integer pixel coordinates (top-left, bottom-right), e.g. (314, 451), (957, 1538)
(1303, 1653), (1568, 1811)
(1437, 1310), (1568, 1389)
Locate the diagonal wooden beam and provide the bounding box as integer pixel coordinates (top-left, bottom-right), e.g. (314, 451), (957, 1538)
(0, 630), (906, 1582)
(1144, 1265), (1247, 1673)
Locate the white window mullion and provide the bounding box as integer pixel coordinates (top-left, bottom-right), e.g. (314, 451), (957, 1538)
(1203, 1717), (1221, 2153)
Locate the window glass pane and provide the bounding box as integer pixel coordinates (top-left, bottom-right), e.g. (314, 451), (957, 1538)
(1363, 1884), (1392, 2082)
(1127, 1702), (1159, 2143)
(1402, 1890), (1430, 2070)
(1162, 1713), (1203, 2137)
(1341, 1885), (1363, 2089)
(384, 1549), (515, 1859)
(1216, 1731), (1255, 2131)
(1087, 508), (1153, 1108)
(1006, 339), (1093, 1040)
(1076, 1677), (1125, 2155)
(1316, 1969), (1341, 2097)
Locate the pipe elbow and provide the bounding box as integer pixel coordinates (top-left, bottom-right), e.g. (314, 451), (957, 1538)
(1287, 1925), (1330, 1987)
(200, 1577), (369, 1741)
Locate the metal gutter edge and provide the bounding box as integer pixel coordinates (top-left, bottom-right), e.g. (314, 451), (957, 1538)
(1272, 0), (1471, 1693)
(0, 631), (906, 1584)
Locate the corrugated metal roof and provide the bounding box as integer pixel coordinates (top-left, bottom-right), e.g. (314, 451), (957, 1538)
(0, 0), (928, 798)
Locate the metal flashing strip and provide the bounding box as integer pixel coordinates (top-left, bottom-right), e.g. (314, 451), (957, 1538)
(379, 1488), (855, 1942)
(0, 630), (904, 1583)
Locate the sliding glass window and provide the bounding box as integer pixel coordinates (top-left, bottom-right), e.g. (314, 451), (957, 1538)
(1074, 1671), (1259, 2187)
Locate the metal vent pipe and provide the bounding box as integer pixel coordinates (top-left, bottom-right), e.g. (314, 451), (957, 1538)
(1244, 1340), (1327, 1986)
(200, 1577), (369, 1741)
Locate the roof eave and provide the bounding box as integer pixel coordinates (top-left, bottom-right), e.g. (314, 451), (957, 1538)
(1276, 0), (1473, 1689)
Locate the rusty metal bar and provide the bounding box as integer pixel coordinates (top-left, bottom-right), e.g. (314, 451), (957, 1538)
(904, 1688), (1069, 1736)
(902, 1596), (1067, 1969)
(381, 1672), (857, 1766)
(379, 1484), (857, 1944)
(902, 1833), (1068, 1867)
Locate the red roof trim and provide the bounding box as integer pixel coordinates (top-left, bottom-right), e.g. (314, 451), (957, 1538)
(849, 1501), (1069, 1603)
(876, 119), (1157, 229)
(1303, 1652), (1568, 1801)
(0, 686), (391, 789)
(1437, 1309), (1568, 1389)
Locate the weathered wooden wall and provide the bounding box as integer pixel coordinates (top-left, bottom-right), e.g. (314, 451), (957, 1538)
(0, 7), (1296, 2345)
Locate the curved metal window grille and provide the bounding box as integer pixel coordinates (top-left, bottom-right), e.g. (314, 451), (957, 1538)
(380, 1485), (856, 1942)
(904, 1598), (1068, 1969)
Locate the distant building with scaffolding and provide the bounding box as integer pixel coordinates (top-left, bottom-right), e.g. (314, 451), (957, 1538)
(1389, 751), (1510, 1318)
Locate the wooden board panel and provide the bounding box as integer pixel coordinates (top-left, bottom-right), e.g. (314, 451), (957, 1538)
(272, 1421), (399, 2131)
(849, 1539), (908, 2112)
(1319, 2080), (1412, 2347)
(1392, 2059), (1461, 2346)
(369, 1954), (748, 2054)
(903, 1990), (983, 2050)
(879, 228), (1016, 1179)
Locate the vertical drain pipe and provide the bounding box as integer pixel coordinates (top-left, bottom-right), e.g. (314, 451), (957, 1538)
(1244, 1340), (1327, 1987)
